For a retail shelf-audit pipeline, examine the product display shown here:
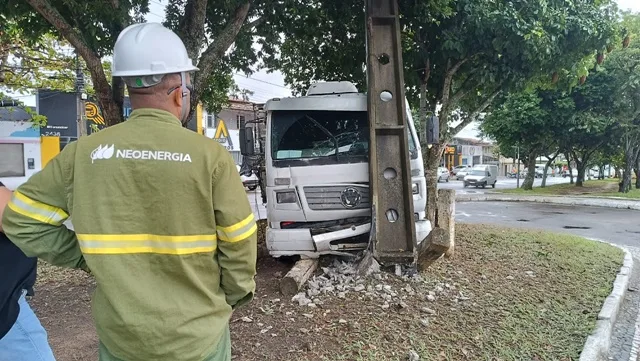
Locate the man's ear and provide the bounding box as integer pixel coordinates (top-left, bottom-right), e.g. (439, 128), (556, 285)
(173, 88), (184, 108)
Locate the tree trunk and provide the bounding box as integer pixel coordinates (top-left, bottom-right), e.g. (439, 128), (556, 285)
(565, 153), (575, 185)
(599, 164), (605, 180)
(635, 157), (640, 189)
(635, 146), (640, 189)
(576, 166), (586, 187)
(573, 151), (587, 187)
(191, 2), (251, 117)
(522, 154), (536, 190)
(621, 143), (635, 193)
(25, 0), (124, 125)
(541, 152), (558, 188)
(425, 143), (445, 223)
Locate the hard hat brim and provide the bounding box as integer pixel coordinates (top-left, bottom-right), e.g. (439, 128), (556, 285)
(112, 65), (199, 77)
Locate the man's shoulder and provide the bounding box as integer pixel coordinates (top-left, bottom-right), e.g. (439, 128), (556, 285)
(176, 129), (232, 155)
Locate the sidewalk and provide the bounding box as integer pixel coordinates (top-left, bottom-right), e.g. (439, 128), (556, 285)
(455, 192), (640, 211)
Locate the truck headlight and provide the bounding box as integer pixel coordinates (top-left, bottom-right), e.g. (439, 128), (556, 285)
(412, 183), (419, 194)
(276, 190), (297, 204)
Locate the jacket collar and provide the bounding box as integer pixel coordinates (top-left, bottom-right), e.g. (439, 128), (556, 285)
(128, 108), (182, 126)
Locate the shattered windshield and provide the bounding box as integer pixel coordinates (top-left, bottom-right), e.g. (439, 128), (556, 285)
(271, 110), (418, 166)
(271, 110), (369, 164)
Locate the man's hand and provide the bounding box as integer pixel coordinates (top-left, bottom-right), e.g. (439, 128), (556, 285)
(0, 184), (12, 232)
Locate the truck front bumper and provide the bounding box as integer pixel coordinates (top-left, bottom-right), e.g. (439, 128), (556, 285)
(266, 219), (432, 258)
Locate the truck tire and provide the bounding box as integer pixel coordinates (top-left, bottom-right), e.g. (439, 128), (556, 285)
(492, 181), (496, 188)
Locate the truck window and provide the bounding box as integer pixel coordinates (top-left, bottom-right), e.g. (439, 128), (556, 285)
(271, 110), (369, 165)
(271, 110), (418, 166)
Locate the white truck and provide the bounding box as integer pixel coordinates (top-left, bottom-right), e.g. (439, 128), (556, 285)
(250, 81), (431, 258)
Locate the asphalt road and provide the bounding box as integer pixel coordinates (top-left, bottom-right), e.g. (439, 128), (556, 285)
(246, 176), (573, 219)
(439, 175), (571, 194)
(456, 201), (640, 248)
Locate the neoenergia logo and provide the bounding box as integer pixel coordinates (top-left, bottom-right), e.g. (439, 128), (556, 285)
(90, 144), (192, 164)
(91, 144), (115, 163)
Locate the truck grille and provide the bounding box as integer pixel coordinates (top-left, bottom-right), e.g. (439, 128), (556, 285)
(304, 185), (370, 210)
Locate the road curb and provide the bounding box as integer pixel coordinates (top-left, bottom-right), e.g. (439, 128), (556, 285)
(455, 194), (640, 211)
(578, 242), (633, 361)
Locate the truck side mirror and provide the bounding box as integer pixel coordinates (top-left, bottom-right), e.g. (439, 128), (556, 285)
(426, 115), (439, 144)
(239, 127), (255, 156)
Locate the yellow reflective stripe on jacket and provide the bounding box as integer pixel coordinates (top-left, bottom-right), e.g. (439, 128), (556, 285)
(217, 214), (257, 243)
(7, 191), (69, 226)
(76, 234), (217, 255)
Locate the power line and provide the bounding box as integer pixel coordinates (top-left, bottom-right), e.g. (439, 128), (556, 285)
(233, 73), (290, 89)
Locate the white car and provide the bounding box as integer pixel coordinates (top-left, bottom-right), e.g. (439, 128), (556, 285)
(236, 164), (259, 191)
(456, 168), (471, 180)
(437, 167), (450, 182)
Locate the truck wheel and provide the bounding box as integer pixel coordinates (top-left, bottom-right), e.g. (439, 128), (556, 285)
(492, 181), (496, 188)
(248, 185), (258, 191)
(482, 182), (486, 189)
(446, 178), (449, 183)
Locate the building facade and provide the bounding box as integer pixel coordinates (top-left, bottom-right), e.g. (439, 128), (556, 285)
(202, 98), (264, 165)
(442, 137), (498, 170)
(0, 100), (59, 190)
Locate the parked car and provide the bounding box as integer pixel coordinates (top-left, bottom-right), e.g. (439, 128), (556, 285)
(236, 164), (259, 191)
(437, 167), (450, 182)
(456, 167), (472, 180)
(562, 169), (578, 178)
(451, 165), (471, 176)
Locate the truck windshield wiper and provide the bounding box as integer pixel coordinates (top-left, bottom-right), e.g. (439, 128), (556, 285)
(303, 115), (340, 161)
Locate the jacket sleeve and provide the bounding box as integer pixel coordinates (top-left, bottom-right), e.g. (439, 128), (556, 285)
(1, 142), (87, 271)
(212, 151), (257, 309)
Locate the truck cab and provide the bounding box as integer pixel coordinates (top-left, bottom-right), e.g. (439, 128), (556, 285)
(261, 81), (430, 258)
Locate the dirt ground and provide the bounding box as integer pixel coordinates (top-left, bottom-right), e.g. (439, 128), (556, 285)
(30, 222), (622, 361)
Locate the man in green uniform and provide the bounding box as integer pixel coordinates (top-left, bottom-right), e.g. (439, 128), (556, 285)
(1, 22), (257, 361)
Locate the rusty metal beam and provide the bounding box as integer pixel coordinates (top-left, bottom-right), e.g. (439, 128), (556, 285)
(365, 0), (417, 265)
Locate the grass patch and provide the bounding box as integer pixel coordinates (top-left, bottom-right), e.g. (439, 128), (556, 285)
(229, 224), (622, 361)
(33, 223), (623, 361)
(500, 179), (640, 199)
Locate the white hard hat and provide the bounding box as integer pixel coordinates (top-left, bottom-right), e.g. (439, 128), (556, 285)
(112, 22), (199, 78)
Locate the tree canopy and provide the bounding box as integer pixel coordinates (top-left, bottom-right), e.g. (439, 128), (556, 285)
(0, 0), (292, 125)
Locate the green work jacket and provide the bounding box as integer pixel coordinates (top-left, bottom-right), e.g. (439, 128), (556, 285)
(2, 108), (257, 361)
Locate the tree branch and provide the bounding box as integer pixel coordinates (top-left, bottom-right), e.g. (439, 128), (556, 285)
(243, 16), (264, 31)
(438, 58), (468, 123)
(193, 2), (251, 96)
(178, 0), (209, 60)
(451, 87), (502, 136)
(25, 0), (121, 124)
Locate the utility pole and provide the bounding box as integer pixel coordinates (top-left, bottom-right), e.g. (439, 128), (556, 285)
(365, 0), (417, 266)
(75, 50), (87, 137)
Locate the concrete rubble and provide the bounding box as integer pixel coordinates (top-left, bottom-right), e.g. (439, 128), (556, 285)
(288, 258), (468, 311)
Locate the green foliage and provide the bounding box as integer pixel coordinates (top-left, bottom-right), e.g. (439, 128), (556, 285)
(260, 0), (619, 122)
(0, 0), (149, 58)
(1, 0), (269, 121)
(0, 18), (77, 93)
(24, 106), (47, 127)
(481, 91), (560, 161)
